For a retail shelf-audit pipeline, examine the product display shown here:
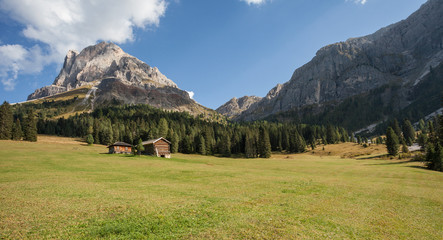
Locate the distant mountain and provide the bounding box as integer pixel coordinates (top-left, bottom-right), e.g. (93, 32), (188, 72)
(218, 0), (443, 132)
(28, 42), (212, 115)
(216, 96), (262, 118)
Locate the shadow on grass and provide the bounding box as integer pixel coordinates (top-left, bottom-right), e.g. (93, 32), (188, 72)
(355, 154), (389, 160)
(408, 165), (428, 170)
(365, 159), (416, 166)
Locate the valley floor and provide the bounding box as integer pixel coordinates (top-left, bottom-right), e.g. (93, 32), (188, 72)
(0, 136), (442, 239)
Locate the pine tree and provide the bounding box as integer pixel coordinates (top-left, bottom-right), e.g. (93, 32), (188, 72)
(258, 127), (271, 158)
(245, 130), (257, 158)
(136, 138), (145, 155)
(402, 143), (409, 153)
(222, 134), (231, 157)
(326, 125), (337, 144)
(171, 132), (179, 153)
(0, 101), (13, 140)
(23, 110), (37, 142)
(181, 136), (192, 154)
(86, 134), (94, 145)
(417, 133), (427, 148)
(402, 119), (415, 146)
(418, 119), (426, 132)
(391, 119), (403, 141)
(158, 118), (169, 138)
(386, 127), (399, 156)
(11, 118), (22, 141)
(198, 135), (206, 155)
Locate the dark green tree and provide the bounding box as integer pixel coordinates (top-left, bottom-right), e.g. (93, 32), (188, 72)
(418, 119), (426, 132)
(86, 134), (94, 145)
(11, 118), (22, 141)
(402, 119), (415, 146)
(171, 132), (179, 153)
(402, 143), (409, 153)
(0, 101), (13, 140)
(181, 136), (192, 154)
(386, 127), (399, 156)
(158, 118), (169, 138)
(326, 125), (337, 144)
(258, 127), (271, 158)
(222, 134), (231, 157)
(245, 130), (257, 158)
(391, 119), (403, 141)
(426, 143), (443, 171)
(136, 138), (145, 155)
(417, 133), (427, 148)
(357, 136), (362, 145)
(23, 110), (37, 142)
(197, 135), (206, 155)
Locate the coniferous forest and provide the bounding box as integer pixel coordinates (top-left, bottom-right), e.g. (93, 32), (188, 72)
(2, 99), (442, 170)
(1, 101), (351, 158)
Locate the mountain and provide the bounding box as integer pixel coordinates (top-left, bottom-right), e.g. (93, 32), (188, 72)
(218, 0), (443, 131)
(28, 42), (212, 115)
(216, 96), (262, 118)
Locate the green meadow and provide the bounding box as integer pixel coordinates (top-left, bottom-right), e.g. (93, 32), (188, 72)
(0, 136), (442, 239)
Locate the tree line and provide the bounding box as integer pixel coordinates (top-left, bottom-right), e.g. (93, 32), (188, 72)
(0, 101), (37, 142)
(385, 116), (443, 171)
(1, 102), (352, 158)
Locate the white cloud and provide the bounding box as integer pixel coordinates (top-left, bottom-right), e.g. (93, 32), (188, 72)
(186, 91), (194, 99)
(0, 44), (47, 90)
(242, 0), (267, 5)
(346, 0), (368, 5)
(0, 0), (167, 90)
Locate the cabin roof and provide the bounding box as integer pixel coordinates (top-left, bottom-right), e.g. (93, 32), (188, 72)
(107, 142), (133, 148)
(142, 137), (171, 145)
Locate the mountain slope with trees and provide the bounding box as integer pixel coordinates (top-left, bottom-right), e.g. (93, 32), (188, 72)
(218, 0), (443, 132)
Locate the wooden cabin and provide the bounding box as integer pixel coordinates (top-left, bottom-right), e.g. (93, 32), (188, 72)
(108, 142), (133, 154)
(142, 137), (171, 158)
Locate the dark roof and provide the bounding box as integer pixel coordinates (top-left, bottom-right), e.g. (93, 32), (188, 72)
(107, 142), (133, 148)
(142, 137), (171, 145)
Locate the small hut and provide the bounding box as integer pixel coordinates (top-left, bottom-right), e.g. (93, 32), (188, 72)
(142, 137), (171, 158)
(108, 142), (133, 154)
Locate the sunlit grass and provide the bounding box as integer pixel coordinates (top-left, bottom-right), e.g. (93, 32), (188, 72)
(0, 136), (442, 239)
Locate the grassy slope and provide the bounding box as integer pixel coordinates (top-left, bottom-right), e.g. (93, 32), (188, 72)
(0, 136), (442, 239)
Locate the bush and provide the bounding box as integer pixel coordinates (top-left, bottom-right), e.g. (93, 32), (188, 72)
(86, 134), (94, 145)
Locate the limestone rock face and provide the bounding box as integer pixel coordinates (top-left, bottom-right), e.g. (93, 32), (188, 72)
(216, 96), (262, 118)
(29, 42), (177, 100)
(27, 42), (209, 114)
(222, 0), (443, 121)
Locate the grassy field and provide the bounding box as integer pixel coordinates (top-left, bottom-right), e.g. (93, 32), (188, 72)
(0, 136), (442, 239)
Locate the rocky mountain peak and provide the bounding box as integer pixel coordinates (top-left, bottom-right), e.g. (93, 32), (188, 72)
(29, 41), (178, 100)
(216, 95), (262, 118)
(26, 42), (211, 116)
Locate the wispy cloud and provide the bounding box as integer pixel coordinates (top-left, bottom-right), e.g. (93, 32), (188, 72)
(347, 0), (368, 5)
(0, 0), (167, 90)
(241, 0), (267, 6)
(0, 44), (47, 91)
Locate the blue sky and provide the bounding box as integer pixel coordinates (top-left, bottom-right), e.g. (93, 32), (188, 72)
(0, 0), (427, 109)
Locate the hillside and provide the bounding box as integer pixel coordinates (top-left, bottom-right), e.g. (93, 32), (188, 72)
(0, 136), (442, 239)
(218, 0), (443, 131)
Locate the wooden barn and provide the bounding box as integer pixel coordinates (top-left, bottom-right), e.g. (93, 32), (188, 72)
(142, 137), (171, 158)
(108, 142), (133, 154)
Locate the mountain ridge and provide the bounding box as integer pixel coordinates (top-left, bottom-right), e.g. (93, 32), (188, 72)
(218, 0), (443, 129)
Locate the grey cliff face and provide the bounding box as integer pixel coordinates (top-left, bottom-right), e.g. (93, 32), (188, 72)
(28, 42), (177, 100)
(216, 96), (262, 118)
(224, 0), (443, 121)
